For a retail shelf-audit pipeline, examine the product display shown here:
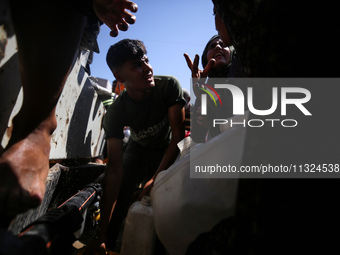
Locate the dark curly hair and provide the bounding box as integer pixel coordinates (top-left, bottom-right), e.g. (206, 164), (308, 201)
(106, 39), (147, 71)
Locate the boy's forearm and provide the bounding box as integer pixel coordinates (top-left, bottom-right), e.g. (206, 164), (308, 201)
(154, 143), (179, 178)
(99, 164), (122, 240)
(152, 104), (185, 179)
(153, 129), (184, 179)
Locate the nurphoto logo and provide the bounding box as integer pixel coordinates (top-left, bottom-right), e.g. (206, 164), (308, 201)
(197, 81), (312, 128)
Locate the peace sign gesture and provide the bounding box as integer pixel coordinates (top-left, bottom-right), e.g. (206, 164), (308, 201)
(183, 53), (216, 79)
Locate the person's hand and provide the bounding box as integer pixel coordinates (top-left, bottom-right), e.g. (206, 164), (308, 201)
(183, 53), (215, 79)
(93, 0), (138, 37)
(138, 179), (154, 200)
(82, 232), (107, 255)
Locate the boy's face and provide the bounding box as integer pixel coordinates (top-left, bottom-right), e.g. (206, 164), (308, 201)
(116, 54), (155, 93)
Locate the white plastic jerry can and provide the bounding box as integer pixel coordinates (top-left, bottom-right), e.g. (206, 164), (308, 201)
(120, 196), (155, 255)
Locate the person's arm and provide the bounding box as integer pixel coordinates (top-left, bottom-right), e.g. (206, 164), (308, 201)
(99, 137), (124, 243)
(156, 103), (185, 175)
(83, 137), (123, 254)
(139, 103), (185, 197)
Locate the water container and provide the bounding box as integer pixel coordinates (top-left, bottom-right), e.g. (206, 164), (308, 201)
(120, 196), (155, 255)
(151, 113), (248, 255)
